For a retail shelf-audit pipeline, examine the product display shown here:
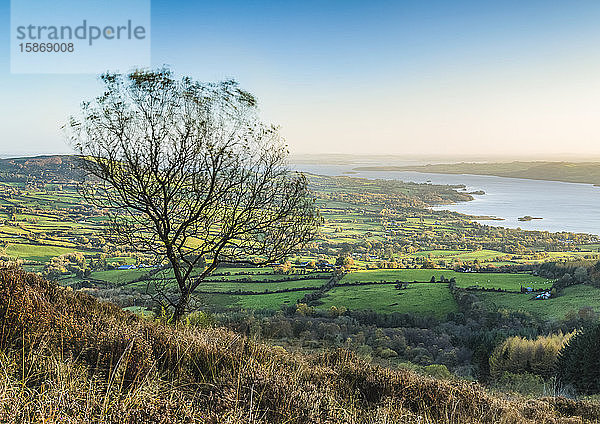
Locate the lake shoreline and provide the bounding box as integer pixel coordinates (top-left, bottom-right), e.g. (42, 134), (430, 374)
(294, 163), (600, 235)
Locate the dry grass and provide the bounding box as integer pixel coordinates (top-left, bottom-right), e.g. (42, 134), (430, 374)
(0, 267), (599, 423)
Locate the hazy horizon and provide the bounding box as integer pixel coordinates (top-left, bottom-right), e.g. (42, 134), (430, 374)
(5, 151), (600, 165)
(1, 0), (600, 157)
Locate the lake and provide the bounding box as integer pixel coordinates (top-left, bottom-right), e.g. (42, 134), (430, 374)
(292, 161), (600, 236)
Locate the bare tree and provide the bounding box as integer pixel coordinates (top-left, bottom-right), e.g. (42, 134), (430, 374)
(67, 68), (320, 321)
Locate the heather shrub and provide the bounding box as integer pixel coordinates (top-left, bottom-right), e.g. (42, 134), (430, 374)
(491, 372), (546, 396)
(1, 268), (600, 423)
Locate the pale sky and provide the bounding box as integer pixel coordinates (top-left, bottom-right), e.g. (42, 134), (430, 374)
(1, 0), (600, 158)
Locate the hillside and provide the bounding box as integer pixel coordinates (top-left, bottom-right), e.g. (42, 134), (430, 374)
(355, 161), (600, 185)
(0, 267), (599, 423)
(0, 155), (82, 183)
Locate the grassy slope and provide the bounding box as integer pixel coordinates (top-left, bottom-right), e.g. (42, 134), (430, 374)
(193, 290), (311, 310)
(2, 268), (600, 423)
(319, 283), (458, 318)
(478, 284), (600, 320)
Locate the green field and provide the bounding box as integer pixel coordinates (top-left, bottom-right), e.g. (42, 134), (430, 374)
(319, 283), (457, 318)
(197, 278), (328, 293)
(409, 249), (505, 262)
(194, 290), (309, 310)
(89, 267), (331, 289)
(5, 243), (81, 263)
(477, 285), (600, 320)
(212, 267), (276, 274)
(203, 272), (331, 282)
(339, 269), (552, 291)
(451, 273), (552, 291)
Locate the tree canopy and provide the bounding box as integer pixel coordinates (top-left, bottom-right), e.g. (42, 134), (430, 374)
(67, 68), (321, 320)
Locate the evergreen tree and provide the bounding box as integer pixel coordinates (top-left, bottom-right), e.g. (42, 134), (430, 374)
(557, 324), (600, 394)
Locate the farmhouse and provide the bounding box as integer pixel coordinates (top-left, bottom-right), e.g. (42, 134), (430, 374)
(534, 291), (551, 300)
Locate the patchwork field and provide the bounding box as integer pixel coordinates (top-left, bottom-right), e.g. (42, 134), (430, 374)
(1, 161), (600, 321)
(79, 266), (600, 323)
(318, 283), (458, 318)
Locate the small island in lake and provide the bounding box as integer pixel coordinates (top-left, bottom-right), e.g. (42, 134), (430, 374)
(468, 215), (504, 221)
(518, 215), (543, 221)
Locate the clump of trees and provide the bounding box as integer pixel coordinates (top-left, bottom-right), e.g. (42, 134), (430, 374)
(43, 252), (90, 279)
(489, 332), (573, 380)
(335, 255), (355, 271)
(538, 260), (600, 290)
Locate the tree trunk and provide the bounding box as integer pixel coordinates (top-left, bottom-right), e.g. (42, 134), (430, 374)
(173, 289), (189, 322)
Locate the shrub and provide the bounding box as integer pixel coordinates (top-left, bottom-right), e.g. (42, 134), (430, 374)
(423, 364), (452, 380)
(185, 310), (216, 328)
(397, 362), (453, 380)
(492, 372), (546, 396)
(377, 347), (398, 359)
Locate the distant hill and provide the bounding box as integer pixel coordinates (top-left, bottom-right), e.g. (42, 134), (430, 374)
(355, 161), (600, 185)
(6, 156), (600, 186)
(0, 267), (598, 423)
(0, 154), (82, 183)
